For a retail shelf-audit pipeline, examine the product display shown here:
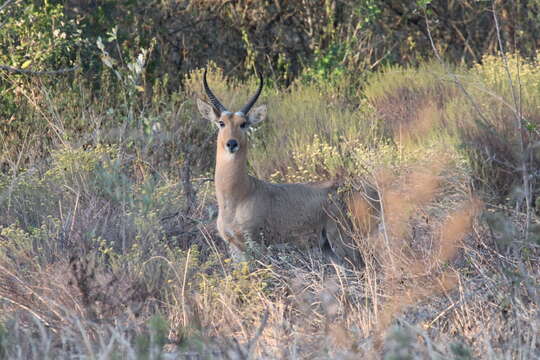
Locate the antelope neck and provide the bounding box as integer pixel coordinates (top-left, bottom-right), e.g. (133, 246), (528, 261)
(215, 147), (253, 205)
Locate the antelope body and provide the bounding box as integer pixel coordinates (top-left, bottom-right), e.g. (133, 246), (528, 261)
(198, 70), (353, 262)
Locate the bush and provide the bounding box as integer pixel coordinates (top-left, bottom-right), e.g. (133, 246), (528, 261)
(456, 52), (540, 202)
(0, 1), (84, 152)
(363, 56), (540, 206)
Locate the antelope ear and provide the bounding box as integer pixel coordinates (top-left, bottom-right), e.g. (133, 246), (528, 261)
(247, 105), (267, 125)
(197, 99), (219, 123)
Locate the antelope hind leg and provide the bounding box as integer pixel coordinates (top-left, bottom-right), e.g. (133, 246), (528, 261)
(324, 219), (365, 268)
(319, 225), (343, 265)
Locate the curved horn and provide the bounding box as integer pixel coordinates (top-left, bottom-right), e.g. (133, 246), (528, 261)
(239, 71), (263, 115)
(203, 68), (227, 114)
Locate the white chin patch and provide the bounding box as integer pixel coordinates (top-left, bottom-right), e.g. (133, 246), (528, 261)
(224, 147), (240, 156)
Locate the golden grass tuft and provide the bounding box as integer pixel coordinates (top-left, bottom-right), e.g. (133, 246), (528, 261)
(366, 161), (445, 273)
(438, 198), (483, 264)
(372, 196), (483, 348)
(348, 191), (378, 235)
(397, 101), (442, 145)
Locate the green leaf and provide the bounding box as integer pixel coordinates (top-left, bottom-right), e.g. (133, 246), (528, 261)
(21, 60), (32, 69)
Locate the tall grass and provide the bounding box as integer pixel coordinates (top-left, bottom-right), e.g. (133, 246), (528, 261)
(0, 54), (539, 359)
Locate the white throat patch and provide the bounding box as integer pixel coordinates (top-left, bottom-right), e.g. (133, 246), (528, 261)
(222, 148), (238, 160)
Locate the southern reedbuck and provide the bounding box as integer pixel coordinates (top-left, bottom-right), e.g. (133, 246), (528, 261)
(198, 69), (360, 263)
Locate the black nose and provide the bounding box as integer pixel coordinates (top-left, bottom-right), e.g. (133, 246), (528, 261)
(226, 139), (239, 152)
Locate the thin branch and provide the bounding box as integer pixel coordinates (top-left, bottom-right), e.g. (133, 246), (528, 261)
(0, 65), (79, 76)
(439, 73), (537, 136)
(246, 308), (269, 360)
(167, 0), (234, 35)
(491, 2), (532, 235)
(492, 4), (523, 132)
(0, 0), (16, 30)
(423, 11), (489, 125)
(0, 0), (15, 13)
(0, 295), (55, 331)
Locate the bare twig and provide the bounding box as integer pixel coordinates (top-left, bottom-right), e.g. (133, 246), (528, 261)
(0, 65), (79, 76)
(491, 2), (531, 231)
(167, 0), (233, 35)
(0, 0), (17, 31)
(246, 308), (269, 360)
(423, 11), (489, 125)
(0, 0), (14, 12)
(180, 247), (191, 328)
(0, 295), (55, 331)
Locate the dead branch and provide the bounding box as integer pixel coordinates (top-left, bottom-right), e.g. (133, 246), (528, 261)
(0, 0), (15, 13)
(0, 65), (79, 76)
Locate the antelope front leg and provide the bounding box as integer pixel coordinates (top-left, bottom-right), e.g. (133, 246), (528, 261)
(228, 243), (247, 262)
(221, 230), (247, 263)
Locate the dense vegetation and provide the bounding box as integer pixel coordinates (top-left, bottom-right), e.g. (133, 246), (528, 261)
(0, 1), (539, 359)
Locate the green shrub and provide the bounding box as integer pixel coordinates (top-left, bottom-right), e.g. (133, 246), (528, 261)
(0, 1), (82, 71)
(135, 315), (169, 360)
(364, 62), (459, 141)
(362, 56), (540, 206)
(456, 52), (540, 201)
(0, 1), (85, 154)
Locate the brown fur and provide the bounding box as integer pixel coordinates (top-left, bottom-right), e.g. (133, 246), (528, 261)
(198, 101), (352, 262)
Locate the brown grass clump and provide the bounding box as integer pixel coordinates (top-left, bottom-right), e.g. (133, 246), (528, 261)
(364, 161), (445, 275)
(365, 65), (458, 141)
(398, 101), (442, 144)
(437, 199), (483, 264)
(0, 254), (155, 336)
(340, 155), (484, 354)
(348, 191), (379, 235)
(374, 199), (482, 338)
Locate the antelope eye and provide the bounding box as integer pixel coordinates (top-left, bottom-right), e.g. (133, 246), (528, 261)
(240, 122), (248, 129)
(218, 121), (225, 128)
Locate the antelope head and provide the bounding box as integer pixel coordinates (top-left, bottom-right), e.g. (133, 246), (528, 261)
(197, 69), (267, 156)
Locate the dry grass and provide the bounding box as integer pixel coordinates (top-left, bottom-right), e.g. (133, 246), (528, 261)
(0, 60), (539, 359)
(0, 158), (537, 360)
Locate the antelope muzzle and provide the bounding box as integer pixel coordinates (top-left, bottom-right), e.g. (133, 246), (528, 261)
(226, 139), (239, 153)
